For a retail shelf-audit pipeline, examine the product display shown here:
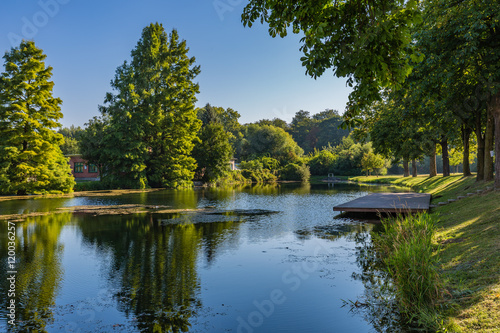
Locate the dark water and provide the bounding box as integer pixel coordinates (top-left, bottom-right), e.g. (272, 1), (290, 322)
(0, 183), (409, 332)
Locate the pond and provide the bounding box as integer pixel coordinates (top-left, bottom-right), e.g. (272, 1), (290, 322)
(0, 182), (410, 332)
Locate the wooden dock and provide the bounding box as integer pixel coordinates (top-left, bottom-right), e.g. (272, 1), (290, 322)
(333, 193), (431, 213)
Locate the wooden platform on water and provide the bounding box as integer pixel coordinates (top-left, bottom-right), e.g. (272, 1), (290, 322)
(333, 193), (431, 213)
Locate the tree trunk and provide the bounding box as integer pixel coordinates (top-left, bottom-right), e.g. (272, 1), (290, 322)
(441, 136), (450, 177)
(475, 112), (485, 181)
(412, 159), (417, 177)
(462, 125), (472, 177)
(403, 158), (410, 177)
(491, 91), (500, 189)
(484, 114), (494, 181)
(429, 143), (437, 177)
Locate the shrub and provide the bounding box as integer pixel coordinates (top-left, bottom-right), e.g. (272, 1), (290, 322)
(308, 150), (337, 176)
(239, 158), (279, 183)
(240, 169), (277, 183)
(239, 159), (263, 171)
(73, 181), (109, 191)
(213, 170), (252, 186)
(280, 163), (310, 181)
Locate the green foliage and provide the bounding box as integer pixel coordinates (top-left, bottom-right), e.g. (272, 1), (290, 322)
(215, 169), (251, 186)
(308, 149), (336, 176)
(240, 169), (278, 183)
(364, 100), (430, 164)
(289, 109), (348, 154)
(192, 122), (232, 182)
(404, 0), (500, 184)
(73, 180), (110, 192)
(255, 118), (288, 130)
(331, 136), (372, 176)
(241, 124), (303, 163)
(100, 23), (201, 188)
(78, 116), (109, 178)
(374, 213), (442, 326)
(58, 125), (83, 155)
(238, 157), (280, 183)
(239, 159), (263, 172)
(361, 151), (386, 176)
(0, 41), (74, 195)
(280, 163), (310, 182)
(259, 156), (280, 172)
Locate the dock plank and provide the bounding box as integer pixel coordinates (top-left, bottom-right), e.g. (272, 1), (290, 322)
(333, 193), (431, 213)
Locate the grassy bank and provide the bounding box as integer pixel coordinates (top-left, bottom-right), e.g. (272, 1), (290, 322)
(350, 175), (499, 332)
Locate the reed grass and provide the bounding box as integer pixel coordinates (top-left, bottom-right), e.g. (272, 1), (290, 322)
(374, 213), (442, 323)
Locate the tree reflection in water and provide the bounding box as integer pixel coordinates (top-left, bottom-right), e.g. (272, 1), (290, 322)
(77, 213), (240, 332)
(350, 226), (423, 332)
(300, 221), (415, 332)
(0, 213), (70, 332)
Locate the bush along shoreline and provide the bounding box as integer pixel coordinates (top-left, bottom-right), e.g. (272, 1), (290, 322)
(351, 175), (499, 332)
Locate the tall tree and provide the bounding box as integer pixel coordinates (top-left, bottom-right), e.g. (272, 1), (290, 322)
(361, 151), (386, 176)
(241, 124), (303, 163)
(289, 110), (349, 154)
(289, 110), (315, 153)
(100, 23), (201, 188)
(366, 99), (428, 177)
(0, 41), (74, 195)
(78, 116), (109, 180)
(192, 104), (233, 182)
(58, 125), (83, 155)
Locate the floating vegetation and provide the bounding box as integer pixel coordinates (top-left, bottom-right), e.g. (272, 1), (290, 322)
(0, 204), (210, 221)
(160, 209), (280, 225)
(205, 209), (280, 216)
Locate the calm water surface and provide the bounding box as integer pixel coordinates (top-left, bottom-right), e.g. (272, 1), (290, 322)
(0, 183), (410, 332)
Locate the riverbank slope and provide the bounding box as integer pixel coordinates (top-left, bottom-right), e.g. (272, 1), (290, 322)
(350, 175), (499, 332)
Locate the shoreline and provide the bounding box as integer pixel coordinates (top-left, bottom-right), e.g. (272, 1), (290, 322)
(349, 174), (499, 332)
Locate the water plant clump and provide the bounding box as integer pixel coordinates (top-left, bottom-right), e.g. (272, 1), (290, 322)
(374, 213), (443, 327)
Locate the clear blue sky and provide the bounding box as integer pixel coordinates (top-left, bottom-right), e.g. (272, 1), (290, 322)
(1, 0), (352, 128)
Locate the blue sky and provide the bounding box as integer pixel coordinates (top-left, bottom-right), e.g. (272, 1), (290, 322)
(1, 0), (352, 128)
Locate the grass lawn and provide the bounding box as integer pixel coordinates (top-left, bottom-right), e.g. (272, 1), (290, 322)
(350, 174), (499, 332)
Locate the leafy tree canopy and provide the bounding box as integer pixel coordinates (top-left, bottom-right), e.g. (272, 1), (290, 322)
(193, 104), (233, 182)
(241, 124), (303, 163)
(58, 125), (83, 155)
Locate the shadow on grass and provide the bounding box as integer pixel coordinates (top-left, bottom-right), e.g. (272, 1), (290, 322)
(433, 190), (500, 330)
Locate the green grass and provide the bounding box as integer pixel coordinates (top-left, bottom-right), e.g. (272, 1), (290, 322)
(350, 174), (499, 332)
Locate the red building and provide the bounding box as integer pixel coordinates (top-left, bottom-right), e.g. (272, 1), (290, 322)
(67, 155), (100, 181)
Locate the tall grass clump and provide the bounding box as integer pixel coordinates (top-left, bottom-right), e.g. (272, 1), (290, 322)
(374, 213), (442, 324)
